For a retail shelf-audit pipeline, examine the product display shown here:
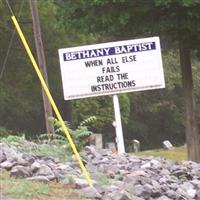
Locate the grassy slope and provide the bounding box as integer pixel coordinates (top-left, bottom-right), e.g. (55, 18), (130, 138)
(0, 170), (92, 200)
(134, 146), (187, 161)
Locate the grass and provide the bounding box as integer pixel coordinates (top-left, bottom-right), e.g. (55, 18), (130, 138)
(0, 135), (72, 162)
(30, 144), (72, 162)
(91, 171), (112, 185)
(0, 170), (93, 200)
(134, 146), (187, 161)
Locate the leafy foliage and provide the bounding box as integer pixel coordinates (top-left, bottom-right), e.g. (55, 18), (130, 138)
(40, 116), (96, 150)
(0, 126), (10, 138)
(1, 135), (25, 144)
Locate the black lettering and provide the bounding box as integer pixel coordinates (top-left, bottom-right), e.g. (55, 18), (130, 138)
(122, 55), (136, 63)
(102, 66), (120, 73)
(107, 57), (118, 65)
(96, 75), (114, 82)
(85, 59), (103, 67)
(117, 73), (128, 80)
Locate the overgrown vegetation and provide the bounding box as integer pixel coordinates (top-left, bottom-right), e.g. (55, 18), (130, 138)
(0, 116), (96, 162)
(38, 116), (96, 151)
(0, 170), (93, 200)
(1, 135), (25, 144)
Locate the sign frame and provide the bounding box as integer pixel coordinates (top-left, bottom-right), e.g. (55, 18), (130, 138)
(58, 36), (165, 100)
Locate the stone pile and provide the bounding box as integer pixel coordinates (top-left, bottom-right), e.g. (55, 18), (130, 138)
(0, 142), (82, 182)
(81, 146), (200, 200)
(1, 141), (200, 200)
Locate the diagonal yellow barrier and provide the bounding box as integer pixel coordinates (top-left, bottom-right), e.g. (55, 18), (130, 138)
(11, 15), (93, 188)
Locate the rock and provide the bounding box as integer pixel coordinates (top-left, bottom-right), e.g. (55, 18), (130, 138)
(156, 195), (171, 200)
(104, 190), (132, 200)
(150, 159), (162, 167)
(165, 189), (177, 199)
(186, 188), (196, 199)
(56, 163), (73, 172)
(10, 165), (32, 178)
(160, 169), (170, 176)
(74, 178), (94, 189)
(22, 153), (35, 164)
(176, 188), (191, 199)
(35, 164), (54, 176)
(0, 152), (6, 163)
(77, 186), (102, 199)
(141, 162), (151, 169)
(35, 164), (56, 181)
(107, 170), (115, 179)
(133, 184), (151, 199)
(127, 170), (147, 178)
(16, 156), (28, 166)
(94, 184), (105, 195)
(0, 160), (15, 170)
(151, 180), (160, 188)
(191, 179), (200, 189)
(123, 182), (136, 195)
(102, 185), (119, 194)
(31, 161), (41, 173)
(85, 145), (102, 159)
(27, 176), (50, 183)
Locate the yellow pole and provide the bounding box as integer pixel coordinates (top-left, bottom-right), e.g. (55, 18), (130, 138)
(11, 15), (93, 188)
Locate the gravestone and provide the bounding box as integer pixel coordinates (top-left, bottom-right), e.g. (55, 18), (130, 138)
(95, 134), (103, 149)
(163, 140), (173, 150)
(132, 139), (140, 152)
(89, 134), (103, 149)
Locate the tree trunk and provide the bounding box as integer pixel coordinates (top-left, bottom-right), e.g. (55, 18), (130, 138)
(30, 0), (54, 139)
(179, 41), (200, 162)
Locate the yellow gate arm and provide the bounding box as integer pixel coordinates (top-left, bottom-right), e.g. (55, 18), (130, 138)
(11, 16), (93, 188)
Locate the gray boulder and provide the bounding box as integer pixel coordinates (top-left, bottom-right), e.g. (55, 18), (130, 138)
(10, 165), (32, 178)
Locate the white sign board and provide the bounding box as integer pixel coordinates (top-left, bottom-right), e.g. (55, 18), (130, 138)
(58, 36), (165, 100)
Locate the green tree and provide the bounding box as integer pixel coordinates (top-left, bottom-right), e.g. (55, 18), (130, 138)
(0, 0), (44, 135)
(155, 0), (200, 162)
(72, 94), (130, 142)
(0, 0), (69, 136)
(58, 0), (200, 161)
(0, 0), (101, 138)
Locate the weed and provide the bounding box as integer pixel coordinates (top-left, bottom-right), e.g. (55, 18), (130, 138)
(92, 171), (111, 185)
(1, 135), (25, 144)
(38, 116), (96, 151)
(0, 126), (10, 138)
(30, 144), (72, 162)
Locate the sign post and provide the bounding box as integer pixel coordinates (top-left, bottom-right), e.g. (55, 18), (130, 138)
(113, 94), (125, 153)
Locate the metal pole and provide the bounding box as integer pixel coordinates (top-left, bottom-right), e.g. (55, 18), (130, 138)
(113, 94), (125, 153)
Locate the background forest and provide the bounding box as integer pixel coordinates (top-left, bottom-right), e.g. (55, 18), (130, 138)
(0, 0), (200, 150)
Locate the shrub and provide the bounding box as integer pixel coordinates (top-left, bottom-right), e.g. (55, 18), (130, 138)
(38, 116), (96, 151)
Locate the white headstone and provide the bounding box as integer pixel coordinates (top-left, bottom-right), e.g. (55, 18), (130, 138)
(163, 140), (173, 150)
(95, 134), (103, 149)
(132, 139), (140, 152)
